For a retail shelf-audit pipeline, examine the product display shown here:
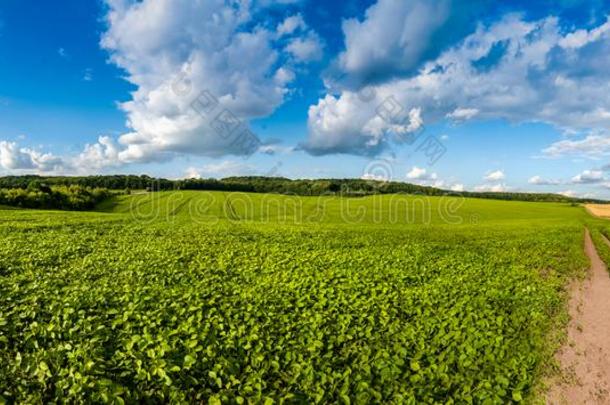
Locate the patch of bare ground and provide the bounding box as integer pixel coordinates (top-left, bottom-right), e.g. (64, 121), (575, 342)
(546, 230), (610, 404)
(585, 204), (610, 219)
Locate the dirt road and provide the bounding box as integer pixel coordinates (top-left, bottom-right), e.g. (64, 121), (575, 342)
(547, 230), (610, 404)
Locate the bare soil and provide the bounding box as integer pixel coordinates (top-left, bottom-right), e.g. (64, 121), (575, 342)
(585, 204), (610, 219)
(546, 230), (610, 404)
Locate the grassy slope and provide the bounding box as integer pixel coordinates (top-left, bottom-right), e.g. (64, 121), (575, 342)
(587, 217), (610, 269)
(0, 191), (593, 403)
(99, 191), (586, 225)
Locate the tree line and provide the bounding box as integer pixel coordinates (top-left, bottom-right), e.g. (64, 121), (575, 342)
(0, 175), (606, 205)
(0, 182), (111, 210)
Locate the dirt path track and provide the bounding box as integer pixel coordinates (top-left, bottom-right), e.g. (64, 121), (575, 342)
(547, 230), (610, 404)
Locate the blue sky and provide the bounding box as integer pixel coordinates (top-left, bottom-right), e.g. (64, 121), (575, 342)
(1, 0), (610, 199)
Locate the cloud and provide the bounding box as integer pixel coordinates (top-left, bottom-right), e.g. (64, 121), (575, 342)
(474, 183), (508, 192)
(74, 136), (122, 172)
(308, 13), (610, 156)
(256, 0), (303, 7)
(559, 190), (577, 197)
(528, 175), (561, 185)
(559, 18), (610, 49)
(83, 68), (93, 82)
(484, 170), (505, 181)
(186, 160), (256, 179)
(257, 142), (294, 155)
(277, 13), (324, 63)
(330, 0), (485, 88)
(406, 166), (435, 181)
(184, 167), (202, 179)
(404, 166), (460, 189)
(286, 34), (323, 62)
(571, 169), (604, 184)
(304, 91), (423, 155)
(361, 173), (389, 182)
(446, 107), (479, 122)
(277, 14), (306, 37)
(450, 183), (465, 192)
(84, 0), (319, 168)
(544, 132), (610, 158)
(0, 141), (65, 173)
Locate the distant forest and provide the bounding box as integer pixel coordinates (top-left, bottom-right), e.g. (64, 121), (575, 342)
(0, 175), (606, 205)
(0, 183), (111, 210)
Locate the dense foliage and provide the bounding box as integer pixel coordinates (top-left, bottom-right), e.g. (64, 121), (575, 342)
(0, 175), (605, 204)
(0, 191), (592, 403)
(0, 184), (111, 210)
(0, 175), (173, 192)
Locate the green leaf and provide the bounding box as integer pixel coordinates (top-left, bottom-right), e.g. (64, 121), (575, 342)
(183, 355), (196, 368)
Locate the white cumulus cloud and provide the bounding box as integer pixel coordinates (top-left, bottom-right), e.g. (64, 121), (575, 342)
(75, 136), (121, 172)
(304, 91), (424, 155)
(69, 0), (321, 171)
(308, 13), (610, 156)
(0, 141), (65, 173)
(484, 170), (505, 181)
(474, 183), (508, 192)
(571, 169), (604, 184)
(404, 166), (460, 189)
(406, 166), (435, 181)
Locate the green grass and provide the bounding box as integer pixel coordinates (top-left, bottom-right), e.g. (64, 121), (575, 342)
(587, 218), (610, 268)
(0, 191), (594, 403)
(98, 190), (588, 225)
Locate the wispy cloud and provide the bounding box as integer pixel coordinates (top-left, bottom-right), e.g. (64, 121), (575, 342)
(528, 175), (561, 185)
(544, 132), (610, 159)
(184, 160), (256, 179)
(82, 68), (93, 81)
(58, 47), (68, 59)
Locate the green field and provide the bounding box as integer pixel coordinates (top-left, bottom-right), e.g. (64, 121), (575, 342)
(0, 191), (605, 403)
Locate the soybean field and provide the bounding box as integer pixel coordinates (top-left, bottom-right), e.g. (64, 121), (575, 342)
(0, 191), (603, 403)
